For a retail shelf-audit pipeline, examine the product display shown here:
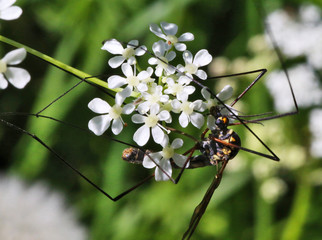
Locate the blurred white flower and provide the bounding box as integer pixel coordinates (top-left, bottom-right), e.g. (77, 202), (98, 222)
(309, 108), (322, 158)
(260, 177), (287, 204)
(0, 0), (22, 20)
(0, 174), (87, 240)
(252, 159), (277, 180)
(0, 48), (31, 89)
(266, 64), (322, 112)
(267, 4), (322, 69)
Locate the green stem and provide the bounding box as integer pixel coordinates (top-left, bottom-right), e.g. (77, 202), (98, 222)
(281, 176), (312, 240)
(254, 182), (273, 240)
(0, 35), (139, 97)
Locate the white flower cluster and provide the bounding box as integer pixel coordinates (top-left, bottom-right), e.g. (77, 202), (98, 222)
(267, 4), (322, 69)
(0, 174), (88, 240)
(266, 4), (322, 112)
(265, 4), (322, 158)
(88, 22), (234, 181)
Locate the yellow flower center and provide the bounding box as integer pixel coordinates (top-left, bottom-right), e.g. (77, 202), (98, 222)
(185, 63), (198, 74)
(127, 76), (140, 87)
(122, 48), (135, 59)
(162, 146), (174, 159)
(109, 105), (123, 119)
(145, 114), (159, 127)
(166, 35), (178, 45)
(181, 101), (193, 115)
(0, 60), (7, 73)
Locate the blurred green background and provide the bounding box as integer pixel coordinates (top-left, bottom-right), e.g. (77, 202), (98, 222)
(1, 0), (322, 239)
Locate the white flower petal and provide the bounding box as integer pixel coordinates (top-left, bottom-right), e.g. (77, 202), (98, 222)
(116, 86), (131, 105)
(207, 115), (217, 130)
(152, 125), (165, 144)
(6, 67), (30, 89)
(148, 57), (158, 65)
(150, 103), (160, 115)
(137, 70), (149, 80)
(131, 114), (145, 124)
(127, 56), (136, 65)
(173, 154), (188, 168)
(201, 88), (211, 100)
(193, 49), (212, 67)
(195, 69), (208, 80)
(152, 41), (166, 55)
(174, 43), (186, 51)
(190, 112), (204, 128)
(155, 66), (163, 77)
(185, 85), (196, 95)
(137, 83), (148, 92)
(88, 98), (110, 114)
(178, 32), (194, 42)
(137, 102), (150, 114)
(158, 110), (170, 121)
(0, 0), (16, 10)
(108, 56), (125, 68)
(160, 94), (169, 102)
(166, 51), (176, 62)
(127, 40), (139, 48)
(183, 50), (193, 64)
(177, 92), (188, 102)
(171, 99), (181, 111)
(155, 160), (172, 181)
(160, 135), (169, 148)
(150, 24), (166, 39)
(0, 74), (8, 89)
(0, 6), (22, 20)
(135, 45), (147, 56)
(101, 39), (124, 54)
(107, 75), (126, 89)
(161, 22), (178, 35)
(217, 85), (233, 101)
(192, 99), (203, 110)
(133, 125), (150, 146)
(143, 153), (158, 169)
(111, 118), (123, 135)
(3, 48), (26, 65)
(88, 115), (111, 136)
(171, 138), (183, 149)
(121, 63), (133, 77)
(122, 103), (135, 114)
(179, 113), (189, 128)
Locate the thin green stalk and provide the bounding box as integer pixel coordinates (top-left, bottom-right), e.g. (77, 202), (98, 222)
(0, 35), (139, 98)
(254, 182), (273, 240)
(281, 176), (312, 240)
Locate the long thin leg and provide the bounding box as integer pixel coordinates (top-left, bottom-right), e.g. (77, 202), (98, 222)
(36, 75), (115, 115)
(182, 160), (229, 240)
(1, 117), (154, 202)
(206, 68), (268, 107)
